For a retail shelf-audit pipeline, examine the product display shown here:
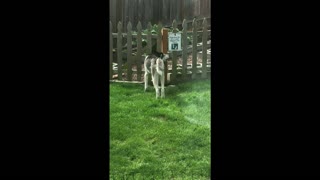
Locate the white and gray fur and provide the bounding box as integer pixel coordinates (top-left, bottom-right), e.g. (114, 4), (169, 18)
(144, 53), (169, 98)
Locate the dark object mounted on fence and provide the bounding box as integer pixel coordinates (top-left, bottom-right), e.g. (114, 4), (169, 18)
(161, 28), (169, 54)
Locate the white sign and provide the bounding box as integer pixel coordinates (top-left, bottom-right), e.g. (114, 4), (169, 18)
(168, 32), (182, 51)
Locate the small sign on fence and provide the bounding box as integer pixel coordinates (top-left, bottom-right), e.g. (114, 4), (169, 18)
(168, 32), (182, 51)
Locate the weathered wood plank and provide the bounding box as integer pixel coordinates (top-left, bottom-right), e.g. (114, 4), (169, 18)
(201, 18), (208, 79)
(147, 22), (152, 54)
(116, 0), (123, 29)
(157, 22), (162, 52)
(136, 22), (142, 81)
(110, 0), (117, 32)
(161, 28), (169, 85)
(109, 21), (113, 80)
(124, 0), (129, 32)
(192, 18), (197, 79)
(182, 19), (187, 79)
(171, 20), (178, 83)
(127, 22), (133, 81)
(117, 22), (123, 80)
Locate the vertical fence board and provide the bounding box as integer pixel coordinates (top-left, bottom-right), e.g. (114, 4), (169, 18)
(136, 22), (142, 81)
(116, 0), (123, 29)
(127, 22), (133, 81)
(117, 22), (123, 80)
(147, 22), (152, 54)
(182, 19), (187, 79)
(110, 1), (117, 32)
(162, 0), (169, 24)
(124, 0), (129, 32)
(110, 21), (113, 80)
(192, 18), (197, 79)
(171, 20), (178, 83)
(146, 23), (152, 84)
(161, 28), (169, 85)
(201, 18), (208, 78)
(157, 23), (162, 52)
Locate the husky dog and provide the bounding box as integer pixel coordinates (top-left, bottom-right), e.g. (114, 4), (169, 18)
(144, 53), (169, 98)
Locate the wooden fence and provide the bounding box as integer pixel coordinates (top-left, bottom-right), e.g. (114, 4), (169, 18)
(109, 18), (211, 85)
(109, 0), (211, 32)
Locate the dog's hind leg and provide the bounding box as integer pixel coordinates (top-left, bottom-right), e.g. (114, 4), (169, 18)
(153, 73), (160, 98)
(144, 72), (148, 92)
(144, 58), (149, 92)
(156, 59), (163, 76)
(161, 74), (165, 98)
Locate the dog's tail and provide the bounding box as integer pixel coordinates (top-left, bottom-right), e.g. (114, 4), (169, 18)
(156, 58), (164, 76)
(144, 56), (151, 74)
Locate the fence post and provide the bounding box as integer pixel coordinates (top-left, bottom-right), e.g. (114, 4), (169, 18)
(171, 19), (178, 83)
(110, 21), (113, 80)
(161, 28), (168, 54)
(146, 22), (153, 84)
(182, 19), (187, 80)
(117, 21), (123, 80)
(136, 21), (142, 81)
(192, 18), (197, 79)
(127, 22), (133, 81)
(201, 18), (208, 79)
(161, 28), (169, 85)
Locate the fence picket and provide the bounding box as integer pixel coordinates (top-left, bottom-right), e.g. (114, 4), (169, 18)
(192, 18), (197, 79)
(171, 19), (178, 83)
(201, 18), (208, 79)
(147, 22), (152, 54)
(157, 23), (162, 53)
(117, 22), (123, 80)
(127, 22), (133, 81)
(110, 21), (113, 80)
(182, 19), (187, 79)
(136, 21), (142, 81)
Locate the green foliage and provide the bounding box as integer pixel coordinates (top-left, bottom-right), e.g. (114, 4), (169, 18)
(131, 24), (159, 49)
(169, 27), (181, 33)
(110, 80), (211, 179)
(187, 35), (193, 45)
(129, 24), (195, 51)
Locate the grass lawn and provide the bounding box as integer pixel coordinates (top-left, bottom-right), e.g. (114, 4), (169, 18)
(110, 79), (211, 179)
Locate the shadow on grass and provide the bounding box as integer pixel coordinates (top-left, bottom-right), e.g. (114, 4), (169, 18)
(165, 79), (211, 103)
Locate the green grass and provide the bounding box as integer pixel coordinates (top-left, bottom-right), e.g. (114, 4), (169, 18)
(110, 79), (211, 179)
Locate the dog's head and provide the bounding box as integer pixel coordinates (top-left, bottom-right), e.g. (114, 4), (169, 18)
(159, 53), (169, 61)
(153, 51), (170, 61)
